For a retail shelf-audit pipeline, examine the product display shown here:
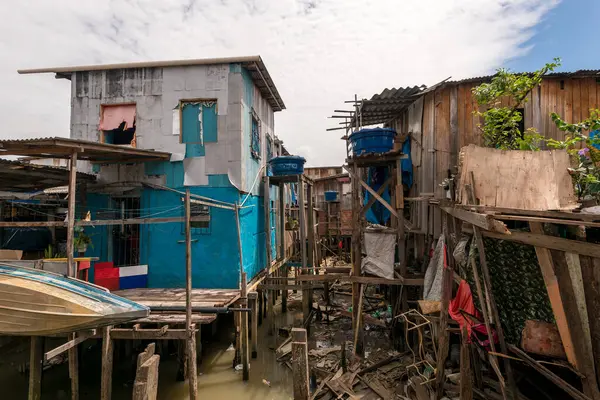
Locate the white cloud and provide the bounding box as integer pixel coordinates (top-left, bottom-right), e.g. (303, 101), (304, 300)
(0, 0), (558, 165)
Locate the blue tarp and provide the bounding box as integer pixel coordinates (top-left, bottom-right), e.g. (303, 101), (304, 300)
(401, 138), (413, 188)
(365, 167), (391, 225)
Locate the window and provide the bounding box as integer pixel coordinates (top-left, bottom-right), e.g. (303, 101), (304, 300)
(182, 203), (210, 235)
(251, 108), (261, 159)
(266, 135), (273, 161)
(100, 104), (136, 147)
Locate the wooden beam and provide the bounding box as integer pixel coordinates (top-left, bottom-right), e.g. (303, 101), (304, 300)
(100, 326), (113, 400)
(278, 182), (285, 259)
(460, 326), (473, 400)
(28, 337), (43, 400)
(509, 344), (591, 400)
(456, 205), (600, 222)
(530, 222), (577, 367)
(496, 214), (600, 228)
(66, 151), (77, 278)
(472, 229), (600, 258)
(45, 330), (95, 362)
(107, 328), (195, 340)
(441, 206), (510, 234)
(258, 284), (323, 291)
(240, 273), (249, 381)
(0, 215), (209, 228)
(291, 328), (310, 400)
(299, 177), (307, 270)
(68, 332), (79, 400)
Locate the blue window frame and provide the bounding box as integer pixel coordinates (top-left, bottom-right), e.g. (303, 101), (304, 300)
(251, 108), (261, 159)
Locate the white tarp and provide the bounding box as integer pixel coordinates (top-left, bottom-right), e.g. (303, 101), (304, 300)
(423, 234), (446, 301)
(361, 227), (395, 279)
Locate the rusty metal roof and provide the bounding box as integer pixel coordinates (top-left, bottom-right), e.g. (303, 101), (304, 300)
(18, 55), (285, 112)
(0, 159), (95, 192)
(0, 137), (171, 163)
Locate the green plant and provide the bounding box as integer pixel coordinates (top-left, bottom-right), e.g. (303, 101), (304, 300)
(567, 150), (600, 201)
(44, 244), (65, 259)
(473, 58), (561, 149)
(73, 227), (93, 251)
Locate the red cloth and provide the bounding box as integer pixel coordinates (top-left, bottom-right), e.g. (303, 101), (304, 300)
(448, 280), (481, 339)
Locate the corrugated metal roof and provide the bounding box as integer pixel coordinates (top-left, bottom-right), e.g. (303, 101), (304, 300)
(449, 69), (600, 84)
(356, 85), (426, 127)
(18, 55), (286, 112)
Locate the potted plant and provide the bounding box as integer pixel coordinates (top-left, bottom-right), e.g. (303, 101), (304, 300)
(73, 227), (93, 254)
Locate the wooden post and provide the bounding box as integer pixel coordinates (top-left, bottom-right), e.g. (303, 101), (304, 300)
(291, 328), (309, 400)
(267, 286), (274, 335)
(133, 343), (160, 400)
(282, 264), (288, 313)
(258, 289), (263, 325)
(68, 332), (79, 400)
(185, 190), (198, 400)
(100, 326), (113, 400)
(264, 176), (272, 268)
(435, 213), (455, 400)
(66, 152), (79, 400)
(298, 177), (307, 270)
(460, 326), (473, 400)
(279, 182), (285, 259)
(353, 283), (365, 356)
(66, 151), (77, 278)
(249, 292), (258, 358)
(28, 336), (43, 400)
(240, 273), (250, 381)
(350, 156), (364, 357)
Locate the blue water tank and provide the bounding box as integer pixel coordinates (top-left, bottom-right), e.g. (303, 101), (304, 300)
(269, 155), (306, 176)
(349, 128), (395, 156)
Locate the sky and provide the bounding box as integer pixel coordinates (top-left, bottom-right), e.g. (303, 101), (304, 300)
(1, 0), (594, 167)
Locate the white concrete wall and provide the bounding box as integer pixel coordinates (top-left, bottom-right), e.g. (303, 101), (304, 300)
(69, 64), (244, 187)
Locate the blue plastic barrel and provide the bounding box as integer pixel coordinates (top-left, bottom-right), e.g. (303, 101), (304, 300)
(349, 128), (395, 156)
(269, 155), (306, 176)
(324, 191), (338, 201)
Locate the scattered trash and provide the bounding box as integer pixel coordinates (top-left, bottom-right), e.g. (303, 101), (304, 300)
(234, 364), (243, 371)
(226, 343), (235, 352)
(262, 378), (271, 387)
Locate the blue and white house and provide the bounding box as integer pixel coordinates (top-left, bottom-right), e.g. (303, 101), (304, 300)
(56, 56), (288, 289)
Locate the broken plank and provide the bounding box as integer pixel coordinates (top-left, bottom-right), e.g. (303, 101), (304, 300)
(466, 228), (600, 258)
(45, 330), (95, 362)
(441, 206), (510, 234)
(509, 344), (591, 400)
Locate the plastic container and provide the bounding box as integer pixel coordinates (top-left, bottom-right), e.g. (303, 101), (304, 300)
(348, 127), (395, 156)
(269, 155), (306, 176)
(324, 191), (338, 201)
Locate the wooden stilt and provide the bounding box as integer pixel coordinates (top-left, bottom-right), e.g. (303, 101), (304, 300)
(100, 326), (113, 400)
(353, 283), (365, 356)
(460, 326), (473, 400)
(184, 190), (198, 400)
(258, 289), (264, 325)
(268, 287), (275, 335)
(291, 328), (309, 400)
(68, 335), (79, 400)
(435, 213), (455, 400)
(279, 182), (285, 260)
(281, 265), (288, 313)
(241, 273), (250, 381)
(28, 336), (43, 400)
(249, 292), (258, 358)
(195, 327), (202, 368)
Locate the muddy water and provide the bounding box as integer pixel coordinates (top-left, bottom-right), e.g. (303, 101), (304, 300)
(0, 303), (296, 400)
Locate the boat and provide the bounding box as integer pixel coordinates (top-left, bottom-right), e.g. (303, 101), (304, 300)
(0, 264), (150, 335)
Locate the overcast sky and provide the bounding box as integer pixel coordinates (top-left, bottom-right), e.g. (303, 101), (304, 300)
(1, 0), (560, 166)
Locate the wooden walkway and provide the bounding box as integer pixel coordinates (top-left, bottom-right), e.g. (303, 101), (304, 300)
(114, 288), (240, 325)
